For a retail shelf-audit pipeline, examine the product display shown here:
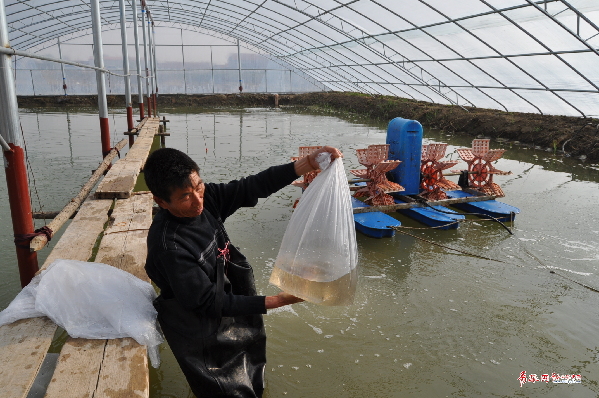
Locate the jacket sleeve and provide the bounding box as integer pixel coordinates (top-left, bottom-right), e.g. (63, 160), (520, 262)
(156, 249), (266, 317)
(208, 162), (298, 221)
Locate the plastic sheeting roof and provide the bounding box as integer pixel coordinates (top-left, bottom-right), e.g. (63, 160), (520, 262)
(5, 0), (599, 117)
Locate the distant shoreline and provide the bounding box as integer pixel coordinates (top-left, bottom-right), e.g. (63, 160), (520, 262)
(17, 92), (599, 162)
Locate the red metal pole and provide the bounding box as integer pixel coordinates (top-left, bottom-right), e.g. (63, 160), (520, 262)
(4, 145), (39, 287)
(100, 117), (111, 157)
(139, 101), (145, 119)
(146, 96), (152, 117)
(127, 106), (134, 131)
(127, 106), (135, 147)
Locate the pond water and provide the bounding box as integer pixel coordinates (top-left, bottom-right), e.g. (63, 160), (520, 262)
(1, 106), (598, 398)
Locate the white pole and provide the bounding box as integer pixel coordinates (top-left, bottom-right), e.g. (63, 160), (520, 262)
(118, 0), (133, 130)
(237, 38), (242, 93)
(141, 3), (151, 116)
(147, 14), (154, 99)
(146, 12), (155, 115)
(57, 37), (67, 95)
(90, 0), (111, 156)
(151, 22), (158, 100)
(131, 0), (144, 117)
(181, 28), (186, 95)
(0, 0), (20, 147)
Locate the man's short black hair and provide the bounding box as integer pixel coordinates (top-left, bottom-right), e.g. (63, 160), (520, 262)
(144, 148), (200, 203)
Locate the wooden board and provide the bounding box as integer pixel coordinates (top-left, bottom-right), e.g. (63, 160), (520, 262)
(0, 318), (57, 398)
(41, 197), (114, 269)
(43, 338), (106, 397)
(95, 193), (153, 282)
(95, 338), (149, 398)
(95, 118), (160, 199)
(0, 196), (113, 398)
(45, 193), (154, 398)
(95, 159), (143, 199)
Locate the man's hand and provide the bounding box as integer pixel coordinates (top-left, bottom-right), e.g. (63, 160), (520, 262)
(294, 146), (343, 176)
(265, 292), (304, 310)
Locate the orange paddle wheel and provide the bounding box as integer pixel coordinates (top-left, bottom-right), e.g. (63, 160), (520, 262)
(419, 143), (459, 201)
(456, 139), (510, 197)
(351, 144), (403, 206)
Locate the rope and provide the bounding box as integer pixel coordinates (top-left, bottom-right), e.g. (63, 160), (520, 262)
(521, 244), (599, 294)
(14, 226), (53, 248)
(20, 121), (46, 222)
(389, 226), (599, 294)
(389, 227), (507, 263)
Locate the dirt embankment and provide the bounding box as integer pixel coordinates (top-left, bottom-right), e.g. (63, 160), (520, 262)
(17, 92), (599, 162)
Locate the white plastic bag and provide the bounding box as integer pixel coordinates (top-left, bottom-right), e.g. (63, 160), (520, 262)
(0, 259), (163, 367)
(270, 153), (358, 305)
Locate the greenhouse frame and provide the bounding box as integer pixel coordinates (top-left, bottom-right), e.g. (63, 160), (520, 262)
(1, 0), (599, 117)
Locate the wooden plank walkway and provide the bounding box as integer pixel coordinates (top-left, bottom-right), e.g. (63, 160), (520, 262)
(45, 193), (153, 398)
(0, 197), (113, 398)
(0, 117), (159, 398)
(95, 118), (160, 199)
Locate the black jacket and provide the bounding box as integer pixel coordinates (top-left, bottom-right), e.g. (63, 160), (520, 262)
(145, 162), (298, 398)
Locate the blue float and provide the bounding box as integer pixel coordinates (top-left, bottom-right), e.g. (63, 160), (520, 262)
(444, 190), (520, 222)
(386, 117), (423, 195)
(351, 197), (401, 238)
(393, 198), (465, 230)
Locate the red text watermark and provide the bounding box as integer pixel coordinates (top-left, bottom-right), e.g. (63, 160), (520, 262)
(518, 371), (582, 387)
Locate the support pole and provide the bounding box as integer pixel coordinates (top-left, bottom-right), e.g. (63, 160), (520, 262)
(237, 38), (242, 93)
(141, 1), (151, 117)
(146, 12), (155, 116)
(90, 0), (111, 157)
(119, 0), (133, 131)
(151, 21), (158, 116)
(181, 28), (187, 95)
(0, 0), (38, 287)
(131, 0), (144, 119)
(57, 37), (67, 95)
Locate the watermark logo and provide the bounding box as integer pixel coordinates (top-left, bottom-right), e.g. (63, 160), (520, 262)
(518, 371), (582, 387)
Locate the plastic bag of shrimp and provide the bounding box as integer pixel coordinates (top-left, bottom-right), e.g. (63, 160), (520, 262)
(270, 152), (358, 306)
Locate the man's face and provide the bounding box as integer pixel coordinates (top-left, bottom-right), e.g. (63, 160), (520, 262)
(154, 172), (205, 218)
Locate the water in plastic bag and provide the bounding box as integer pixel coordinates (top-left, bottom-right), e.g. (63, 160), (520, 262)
(270, 153), (358, 305)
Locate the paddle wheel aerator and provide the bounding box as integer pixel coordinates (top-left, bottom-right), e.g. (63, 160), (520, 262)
(456, 139), (511, 197)
(419, 143), (459, 201)
(351, 144), (403, 206)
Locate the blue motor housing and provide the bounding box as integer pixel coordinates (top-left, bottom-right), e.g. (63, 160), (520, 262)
(386, 117), (423, 195)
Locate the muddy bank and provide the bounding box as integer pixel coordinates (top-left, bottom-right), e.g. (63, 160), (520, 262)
(17, 92), (599, 162)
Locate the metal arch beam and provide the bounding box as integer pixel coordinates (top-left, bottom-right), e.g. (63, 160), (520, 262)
(195, 17), (369, 93)
(359, 0), (505, 111)
(532, 0), (599, 55)
(269, 0), (465, 105)
(479, 0), (593, 117)
(225, 0), (267, 36)
(176, 13), (356, 90)
(243, 1), (428, 99)
(267, 0), (453, 104)
(191, 9), (387, 95)
(13, 21), (332, 92)
(414, 0), (535, 113)
(7, 0), (448, 101)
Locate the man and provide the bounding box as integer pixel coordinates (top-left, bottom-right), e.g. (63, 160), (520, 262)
(144, 146), (342, 397)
